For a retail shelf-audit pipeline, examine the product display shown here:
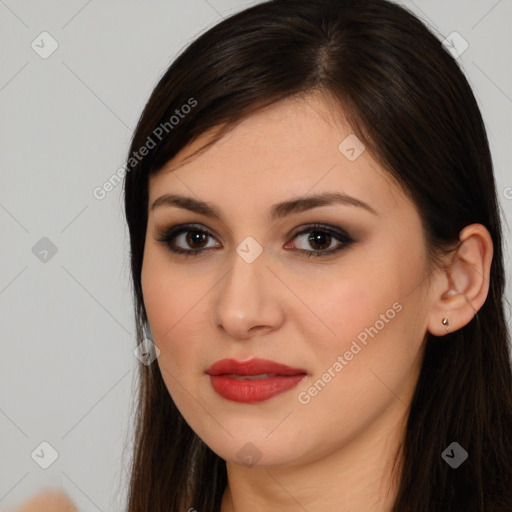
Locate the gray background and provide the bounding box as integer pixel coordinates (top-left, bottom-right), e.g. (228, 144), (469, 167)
(0, 1), (511, 511)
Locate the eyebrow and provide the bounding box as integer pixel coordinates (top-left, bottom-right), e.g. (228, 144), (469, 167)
(150, 191), (378, 220)
(151, 192), (378, 221)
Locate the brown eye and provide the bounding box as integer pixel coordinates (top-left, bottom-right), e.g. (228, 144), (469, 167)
(185, 231), (209, 249)
(156, 223), (355, 258)
(286, 224), (355, 258)
(306, 231), (333, 251)
(156, 224), (220, 256)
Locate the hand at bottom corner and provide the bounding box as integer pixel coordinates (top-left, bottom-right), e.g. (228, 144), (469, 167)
(9, 490), (77, 512)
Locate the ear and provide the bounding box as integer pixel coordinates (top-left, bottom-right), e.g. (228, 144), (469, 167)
(427, 224), (493, 336)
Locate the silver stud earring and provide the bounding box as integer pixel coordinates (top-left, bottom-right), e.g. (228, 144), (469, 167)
(442, 317), (450, 331)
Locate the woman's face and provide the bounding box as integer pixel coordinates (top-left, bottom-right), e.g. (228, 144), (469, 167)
(141, 93), (435, 467)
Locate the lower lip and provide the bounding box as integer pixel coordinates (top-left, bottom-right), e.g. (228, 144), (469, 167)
(209, 375), (306, 403)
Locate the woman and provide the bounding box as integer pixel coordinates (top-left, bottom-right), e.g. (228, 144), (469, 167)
(16, 0), (511, 510)
(122, 0), (512, 510)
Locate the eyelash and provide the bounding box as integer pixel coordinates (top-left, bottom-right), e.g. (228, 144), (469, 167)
(156, 223), (355, 259)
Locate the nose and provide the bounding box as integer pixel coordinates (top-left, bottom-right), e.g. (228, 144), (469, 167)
(212, 247), (285, 340)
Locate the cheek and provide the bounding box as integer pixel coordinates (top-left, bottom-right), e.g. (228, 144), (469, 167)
(295, 237), (426, 376)
(291, 266), (423, 442)
(294, 254), (399, 354)
(141, 250), (213, 372)
(142, 243), (193, 335)
(141, 260), (209, 414)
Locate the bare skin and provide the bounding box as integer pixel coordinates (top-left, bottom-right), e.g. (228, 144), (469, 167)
(11, 491), (77, 512)
(141, 92), (493, 512)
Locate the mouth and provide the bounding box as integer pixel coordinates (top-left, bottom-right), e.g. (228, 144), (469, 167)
(206, 358), (308, 403)
(206, 357), (307, 376)
(222, 373), (289, 380)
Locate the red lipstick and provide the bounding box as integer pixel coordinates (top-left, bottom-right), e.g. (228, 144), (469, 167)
(206, 358), (307, 403)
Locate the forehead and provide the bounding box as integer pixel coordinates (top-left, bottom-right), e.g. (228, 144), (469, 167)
(149, 93), (412, 219)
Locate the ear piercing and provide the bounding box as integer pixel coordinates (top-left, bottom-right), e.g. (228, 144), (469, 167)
(442, 317), (450, 331)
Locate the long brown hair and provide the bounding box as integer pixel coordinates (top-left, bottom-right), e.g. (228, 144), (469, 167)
(122, 0), (512, 510)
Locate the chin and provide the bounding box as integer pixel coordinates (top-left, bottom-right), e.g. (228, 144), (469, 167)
(207, 436), (310, 468)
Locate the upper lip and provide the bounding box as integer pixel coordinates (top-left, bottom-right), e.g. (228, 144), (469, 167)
(206, 358), (308, 376)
